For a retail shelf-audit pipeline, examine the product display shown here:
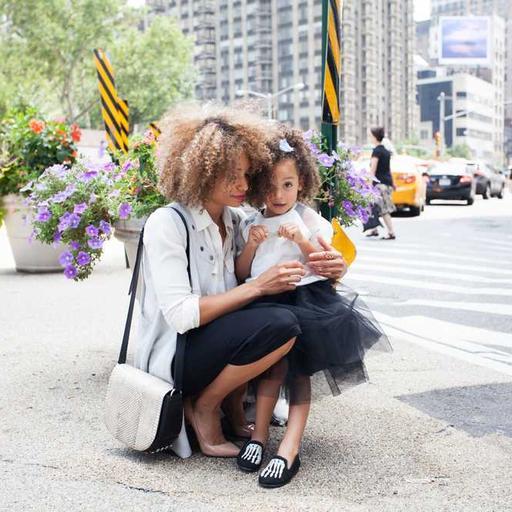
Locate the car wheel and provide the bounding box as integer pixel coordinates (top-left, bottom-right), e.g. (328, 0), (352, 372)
(467, 196), (474, 205)
(426, 198), (431, 205)
(409, 205), (421, 216)
(483, 184), (490, 199)
(497, 186), (504, 199)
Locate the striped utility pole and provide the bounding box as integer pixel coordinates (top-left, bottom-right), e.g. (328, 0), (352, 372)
(93, 49), (129, 153)
(321, 0), (342, 152)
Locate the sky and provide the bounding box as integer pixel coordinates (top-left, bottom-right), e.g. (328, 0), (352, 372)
(127, 0), (432, 23)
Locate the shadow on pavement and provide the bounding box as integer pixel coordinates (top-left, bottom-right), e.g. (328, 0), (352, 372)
(397, 382), (512, 438)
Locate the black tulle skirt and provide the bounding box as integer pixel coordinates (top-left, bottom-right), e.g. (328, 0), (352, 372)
(247, 279), (392, 401)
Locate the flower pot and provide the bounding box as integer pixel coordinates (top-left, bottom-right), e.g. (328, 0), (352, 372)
(113, 217), (147, 269)
(1, 194), (65, 273)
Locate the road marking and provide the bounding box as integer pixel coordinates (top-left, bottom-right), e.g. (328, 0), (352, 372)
(474, 237), (512, 249)
(351, 262), (512, 285)
(355, 255), (512, 276)
(364, 296), (512, 317)
(359, 246), (512, 267)
(346, 273), (512, 297)
(374, 312), (512, 377)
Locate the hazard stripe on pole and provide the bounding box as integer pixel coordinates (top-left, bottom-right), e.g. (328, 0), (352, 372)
(149, 122), (162, 140)
(117, 98), (129, 151)
(321, 0), (342, 125)
(93, 49), (126, 153)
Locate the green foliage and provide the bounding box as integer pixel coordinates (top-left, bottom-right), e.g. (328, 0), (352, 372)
(395, 138), (429, 158)
(0, 1), (195, 127)
(0, 108), (80, 196)
(446, 144), (472, 159)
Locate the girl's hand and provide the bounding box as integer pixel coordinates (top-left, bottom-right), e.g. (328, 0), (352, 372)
(308, 236), (347, 281)
(247, 225), (268, 247)
(278, 223), (305, 243)
(250, 261), (305, 295)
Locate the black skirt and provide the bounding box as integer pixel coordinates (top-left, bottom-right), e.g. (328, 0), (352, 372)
(178, 306), (301, 397)
(247, 280), (392, 399)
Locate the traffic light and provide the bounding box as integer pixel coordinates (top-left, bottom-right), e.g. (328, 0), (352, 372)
(434, 131), (442, 147)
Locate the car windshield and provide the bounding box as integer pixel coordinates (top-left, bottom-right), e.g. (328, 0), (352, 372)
(430, 163), (468, 175)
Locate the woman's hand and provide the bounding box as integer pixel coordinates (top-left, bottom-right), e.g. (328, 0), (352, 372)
(278, 223), (305, 244)
(247, 225), (268, 247)
(250, 260), (305, 296)
(308, 236), (347, 281)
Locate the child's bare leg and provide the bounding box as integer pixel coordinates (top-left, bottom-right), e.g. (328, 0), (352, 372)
(252, 357), (289, 445)
(276, 374), (311, 462)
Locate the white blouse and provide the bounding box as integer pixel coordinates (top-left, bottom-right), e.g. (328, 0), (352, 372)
(240, 203), (333, 286)
(134, 203), (243, 458)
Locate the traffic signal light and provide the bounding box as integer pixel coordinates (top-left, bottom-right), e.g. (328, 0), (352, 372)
(434, 131), (442, 147)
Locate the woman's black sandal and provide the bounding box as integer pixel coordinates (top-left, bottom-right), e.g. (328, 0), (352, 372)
(237, 440), (264, 473)
(258, 455), (301, 488)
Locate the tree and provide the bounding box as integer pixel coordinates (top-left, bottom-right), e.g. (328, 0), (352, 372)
(446, 144), (472, 159)
(110, 15), (196, 127)
(0, 1), (196, 128)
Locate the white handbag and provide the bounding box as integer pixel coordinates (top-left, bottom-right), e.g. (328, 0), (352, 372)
(104, 207), (190, 453)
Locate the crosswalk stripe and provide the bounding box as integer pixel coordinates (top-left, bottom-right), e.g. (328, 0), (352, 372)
(352, 262), (512, 285)
(346, 273), (512, 296)
(359, 246), (512, 267)
(374, 313), (512, 377)
(364, 296), (512, 316)
(355, 255), (512, 276)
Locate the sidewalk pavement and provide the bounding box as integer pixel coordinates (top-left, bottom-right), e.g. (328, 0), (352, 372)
(1, 228), (511, 512)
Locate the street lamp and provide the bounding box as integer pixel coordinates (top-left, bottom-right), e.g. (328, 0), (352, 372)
(236, 83), (305, 120)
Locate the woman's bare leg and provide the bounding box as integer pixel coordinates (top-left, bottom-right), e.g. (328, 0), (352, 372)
(192, 338), (296, 450)
(382, 213), (395, 236)
(276, 375), (311, 464)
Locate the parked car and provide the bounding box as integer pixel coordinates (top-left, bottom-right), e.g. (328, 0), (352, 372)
(466, 161), (506, 199)
(390, 155), (427, 216)
(426, 161), (476, 205)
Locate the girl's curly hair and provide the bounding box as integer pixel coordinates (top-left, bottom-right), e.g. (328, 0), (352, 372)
(156, 103), (273, 207)
(246, 123), (321, 208)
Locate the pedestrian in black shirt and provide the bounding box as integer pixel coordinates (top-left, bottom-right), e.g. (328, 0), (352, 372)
(367, 127), (396, 240)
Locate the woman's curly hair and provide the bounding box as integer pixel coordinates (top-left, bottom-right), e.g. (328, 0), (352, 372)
(246, 123), (321, 208)
(156, 103), (273, 207)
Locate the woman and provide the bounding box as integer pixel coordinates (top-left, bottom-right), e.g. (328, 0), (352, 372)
(134, 104), (346, 459)
(367, 126), (397, 240)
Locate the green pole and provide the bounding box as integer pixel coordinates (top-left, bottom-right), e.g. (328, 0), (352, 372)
(321, 0), (337, 154)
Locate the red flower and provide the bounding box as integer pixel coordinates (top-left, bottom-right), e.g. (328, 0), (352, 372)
(71, 150), (78, 158)
(71, 124), (81, 143)
(29, 119), (45, 134)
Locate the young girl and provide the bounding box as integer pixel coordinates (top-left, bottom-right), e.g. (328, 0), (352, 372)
(235, 125), (391, 488)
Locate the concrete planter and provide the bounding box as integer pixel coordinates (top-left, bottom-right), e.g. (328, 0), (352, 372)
(113, 217), (147, 269)
(2, 194), (65, 273)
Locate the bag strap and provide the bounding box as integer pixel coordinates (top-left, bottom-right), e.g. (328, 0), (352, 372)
(118, 206), (191, 393)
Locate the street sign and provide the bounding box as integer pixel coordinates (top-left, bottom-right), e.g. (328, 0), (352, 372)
(149, 122), (162, 140)
(93, 49), (128, 153)
(117, 98), (130, 152)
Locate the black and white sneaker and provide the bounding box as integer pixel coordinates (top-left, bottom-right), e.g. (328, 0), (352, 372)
(258, 455), (300, 488)
(237, 440), (264, 473)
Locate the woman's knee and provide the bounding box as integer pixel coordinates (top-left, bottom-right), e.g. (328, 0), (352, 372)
(266, 308), (300, 340)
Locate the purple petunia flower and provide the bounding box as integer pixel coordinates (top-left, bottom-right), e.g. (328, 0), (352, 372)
(52, 191), (68, 204)
(58, 212), (72, 231)
(68, 213), (81, 229)
(47, 164), (68, 178)
(36, 207), (51, 223)
(342, 200), (356, 217)
(122, 160), (134, 172)
(303, 129), (315, 141)
(99, 220), (112, 235)
(64, 184), (76, 197)
(89, 193), (97, 204)
(103, 162), (116, 173)
(307, 142), (321, 156)
(64, 265), (78, 279)
(79, 169), (98, 182)
(59, 251), (74, 267)
(118, 202), (132, 220)
(70, 241), (80, 251)
(53, 231), (62, 243)
(317, 153), (335, 168)
(85, 225), (99, 237)
(356, 206), (370, 224)
(76, 251), (91, 266)
(109, 189), (120, 198)
(74, 202), (88, 214)
(87, 237), (103, 250)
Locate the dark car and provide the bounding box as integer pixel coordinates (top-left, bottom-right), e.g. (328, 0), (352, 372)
(467, 161), (507, 199)
(426, 162), (476, 205)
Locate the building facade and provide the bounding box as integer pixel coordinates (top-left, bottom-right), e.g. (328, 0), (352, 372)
(147, 0), (416, 145)
(428, 0), (510, 163)
(417, 71), (496, 162)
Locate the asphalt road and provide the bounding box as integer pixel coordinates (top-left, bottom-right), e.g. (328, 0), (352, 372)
(1, 193), (511, 512)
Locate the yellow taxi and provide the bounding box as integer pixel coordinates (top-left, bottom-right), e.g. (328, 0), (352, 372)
(390, 155), (428, 216)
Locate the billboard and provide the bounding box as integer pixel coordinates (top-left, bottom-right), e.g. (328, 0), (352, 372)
(438, 17), (491, 66)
